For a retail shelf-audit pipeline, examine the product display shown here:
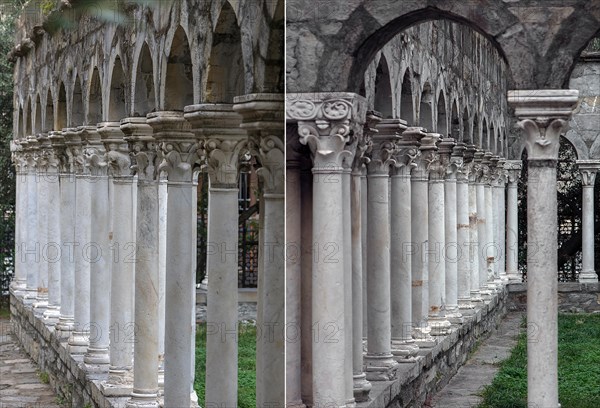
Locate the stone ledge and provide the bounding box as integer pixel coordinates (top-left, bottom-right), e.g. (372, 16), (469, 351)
(358, 287), (508, 408)
(508, 282), (600, 313)
(9, 289), (131, 408)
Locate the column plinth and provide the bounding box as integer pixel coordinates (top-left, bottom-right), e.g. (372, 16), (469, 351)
(508, 89), (578, 408)
(124, 116), (159, 408)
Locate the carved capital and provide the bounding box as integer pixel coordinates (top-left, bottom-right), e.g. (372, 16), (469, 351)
(452, 142), (468, 182)
(286, 92), (366, 171)
(504, 160), (522, 184)
(47, 131), (65, 174)
(438, 137), (457, 180)
(63, 128), (82, 174)
(421, 133), (443, 181)
(98, 122), (131, 179)
(184, 105), (246, 187)
(508, 89), (578, 161)
(577, 160), (600, 187)
(121, 117), (157, 181)
(233, 93), (285, 195)
(81, 126), (107, 177)
(367, 118), (406, 175)
(35, 134), (51, 173)
(353, 111), (379, 174)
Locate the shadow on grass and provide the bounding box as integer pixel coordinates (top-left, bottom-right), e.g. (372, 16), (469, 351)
(479, 314), (600, 408)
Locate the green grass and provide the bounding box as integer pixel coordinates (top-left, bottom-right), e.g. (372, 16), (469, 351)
(479, 314), (600, 408)
(194, 323), (256, 407)
(0, 302), (10, 319)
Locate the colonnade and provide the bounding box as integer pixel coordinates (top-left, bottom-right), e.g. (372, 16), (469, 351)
(10, 93), (284, 408)
(285, 92), (515, 406)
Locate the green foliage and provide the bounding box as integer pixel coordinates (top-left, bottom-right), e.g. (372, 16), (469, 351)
(37, 370), (50, 384)
(194, 322), (256, 407)
(479, 314), (600, 407)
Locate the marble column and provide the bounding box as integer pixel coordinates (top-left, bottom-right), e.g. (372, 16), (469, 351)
(100, 120), (136, 395)
(188, 105), (246, 407)
(577, 160), (599, 283)
(427, 135), (452, 335)
(496, 158), (507, 281)
(124, 117), (160, 408)
(488, 155), (502, 286)
(287, 93), (365, 406)
(10, 140), (27, 290)
(42, 131), (63, 326)
(455, 143), (473, 310)
(364, 118), (400, 380)
(351, 113), (377, 399)
(145, 111), (197, 408)
(23, 137), (39, 304)
(67, 127), (92, 354)
(33, 133), (50, 314)
(508, 89), (578, 408)
(474, 151), (491, 301)
(300, 159), (313, 406)
(83, 123), (112, 368)
(285, 130), (307, 408)
(55, 129), (79, 339)
(440, 138), (463, 323)
(390, 121), (419, 361)
(504, 160), (522, 282)
(361, 167), (368, 338)
(466, 146), (482, 303)
(234, 93), (285, 407)
(406, 128), (436, 346)
(483, 153), (498, 291)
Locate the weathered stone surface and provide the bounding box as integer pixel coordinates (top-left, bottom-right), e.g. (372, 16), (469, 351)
(508, 282), (600, 313)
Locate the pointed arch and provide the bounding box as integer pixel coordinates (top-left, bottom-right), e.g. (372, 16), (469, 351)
(24, 97), (32, 136)
(205, 2), (244, 103)
(462, 106), (470, 143)
(262, 0), (284, 93)
(57, 82), (67, 130)
(133, 42), (155, 116)
(108, 57), (127, 121)
(17, 104), (23, 138)
(72, 75), (84, 126)
(400, 68), (414, 125)
(472, 111), (480, 146)
(450, 98), (459, 140)
(419, 82), (433, 131)
(481, 116), (489, 151)
(34, 94), (42, 134)
(374, 54), (393, 119)
(44, 89), (53, 133)
(437, 90), (447, 136)
(165, 26), (194, 110)
(88, 67), (102, 125)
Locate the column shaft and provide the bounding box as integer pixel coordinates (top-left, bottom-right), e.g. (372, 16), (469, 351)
(579, 164), (598, 283)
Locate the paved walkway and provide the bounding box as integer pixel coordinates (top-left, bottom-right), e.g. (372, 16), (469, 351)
(431, 311), (525, 408)
(0, 317), (61, 408)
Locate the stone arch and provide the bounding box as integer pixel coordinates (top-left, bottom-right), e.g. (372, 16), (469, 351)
(56, 82), (67, 131)
(72, 75), (84, 126)
(490, 122), (496, 154)
(205, 1), (244, 103)
(133, 42), (155, 116)
(481, 116), (489, 151)
(108, 57), (127, 121)
(34, 94), (42, 134)
(562, 130), (589, 160)
(472, 112), (480, 147)
(164, 25), (194, 110)
(437, 89), (447, 136)
(24, 96), (32, 136)
(374, 54), (393, 119)
(88, 67), (103, 125)
(43, 88), (53, 133)
(462, 106), (470, 144)
(261, 0), (284, 93)
(419, 82), (433, 131)
(400, 68), (414, 125)
(450, 98), (459, 140)
(17, 104), (23, 138)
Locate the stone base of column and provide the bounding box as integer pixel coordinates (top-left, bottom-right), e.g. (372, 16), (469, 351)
(445, 308), (464, 325)
(458, 297), (474, 310)
(190, 390), (200, 408)
(352, 373), (371, 402)
(125, 391), (159, 408)
(428, 316), (452, 336)
(84, 347), (110, 367)
(578, 271), (598, 283)
(364, 354), (399, 381)
(10, 281), (27, 291)
(55, 317), (74, 340)
(391, 338), (419, 363)
(33, 300), (48, 316)
(67, 332), (89, 354)
(22, 290), (37, 305)
(506, 272), (522, 283)
(470, 290), (484, 304)
(42, 306), (60, 326)
(100, 369), (134, 396)
(412, 326), (437, 348)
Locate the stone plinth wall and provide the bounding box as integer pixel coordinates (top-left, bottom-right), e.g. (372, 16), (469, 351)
(363, 287), (508, 408)
(10, 291), (122, 408)
(508, 282), (600, 313)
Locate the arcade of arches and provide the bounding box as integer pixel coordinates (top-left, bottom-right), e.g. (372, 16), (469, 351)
(286, 2), (599, 408)
(9, 1), (283, 407)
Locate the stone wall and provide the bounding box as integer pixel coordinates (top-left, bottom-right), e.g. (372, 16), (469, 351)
(362, 287), (508, 408)
(507, 282), (600, 313)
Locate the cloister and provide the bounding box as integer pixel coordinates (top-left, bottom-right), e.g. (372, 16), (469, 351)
(8, 1), (284, 407)
(286, 1), (599, 407)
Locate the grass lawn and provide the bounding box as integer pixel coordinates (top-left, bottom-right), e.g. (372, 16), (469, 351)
(479, 314), (600, 408)
(194, 323), (256, 407)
